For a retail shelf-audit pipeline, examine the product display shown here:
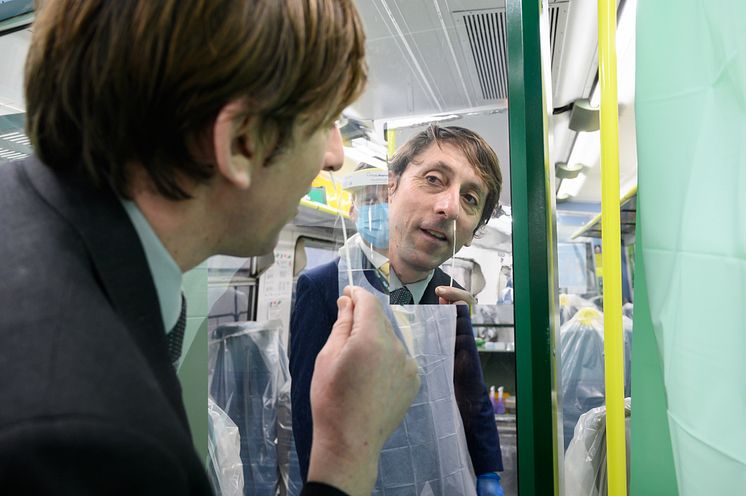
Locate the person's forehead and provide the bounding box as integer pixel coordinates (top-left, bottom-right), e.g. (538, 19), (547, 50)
(354, 184), (387, 198)
(410, 142), (488, 192)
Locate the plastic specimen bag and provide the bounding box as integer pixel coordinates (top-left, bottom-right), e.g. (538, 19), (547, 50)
(636, 0), (746, 492)
(338, 244), (476, 495)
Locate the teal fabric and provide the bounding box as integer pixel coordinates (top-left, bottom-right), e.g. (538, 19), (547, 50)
(630, 209), (678, 496)
(636, 1), (746, 493)
(121, 200), (183, 333)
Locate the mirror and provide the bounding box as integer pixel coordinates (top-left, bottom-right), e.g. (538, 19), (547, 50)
(205, 1), (518, 493)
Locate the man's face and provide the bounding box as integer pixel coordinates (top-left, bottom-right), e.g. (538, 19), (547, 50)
(223, 125), (343, 256)
(388, 142), (487, 283)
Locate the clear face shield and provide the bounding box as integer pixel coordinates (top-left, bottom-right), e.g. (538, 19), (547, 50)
(347, 173), (389, 251)
(324, 167), (389, 289)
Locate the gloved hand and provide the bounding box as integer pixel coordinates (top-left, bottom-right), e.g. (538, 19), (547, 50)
(476, 472), (505, 496)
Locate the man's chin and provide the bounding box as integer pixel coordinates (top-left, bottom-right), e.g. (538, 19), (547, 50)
(412, 249), (451, 270)
(219, 228), (281, 258)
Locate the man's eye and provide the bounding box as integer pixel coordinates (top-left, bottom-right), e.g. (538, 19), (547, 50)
(425, 175), (441, 185)
(463, 194), (479, 206)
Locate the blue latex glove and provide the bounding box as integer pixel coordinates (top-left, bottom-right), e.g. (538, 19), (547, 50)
(476, 472), (505, 496)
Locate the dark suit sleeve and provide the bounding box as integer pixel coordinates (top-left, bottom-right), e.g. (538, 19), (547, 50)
(290, 269), (338, 482)
(0, 417), (203, 496)
(301, 482), (349, 496)
(453, 305), (504, 474)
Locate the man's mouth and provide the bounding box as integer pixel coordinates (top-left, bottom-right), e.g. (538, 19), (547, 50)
(421, 228), (448, 242)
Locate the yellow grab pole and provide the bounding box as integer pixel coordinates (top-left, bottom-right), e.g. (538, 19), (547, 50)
(598, 0), (627, 494)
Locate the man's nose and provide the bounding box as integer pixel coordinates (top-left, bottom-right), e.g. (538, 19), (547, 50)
(434, 187), (460, 219)
(322, 126), (344, 172)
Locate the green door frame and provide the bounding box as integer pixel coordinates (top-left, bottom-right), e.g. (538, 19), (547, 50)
(506, 1), (561, 495)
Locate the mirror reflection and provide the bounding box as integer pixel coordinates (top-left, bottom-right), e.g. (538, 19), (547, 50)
(206, 0), (517, 493)
(207, 112), (516, 496)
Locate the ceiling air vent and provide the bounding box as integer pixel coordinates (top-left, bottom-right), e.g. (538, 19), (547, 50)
(548, 2), (570, 88)
(454, 2), (569, 104)
(457, 10), (509, 101)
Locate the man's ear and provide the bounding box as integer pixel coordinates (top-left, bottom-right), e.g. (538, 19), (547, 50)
(388, 171), (397, 196)
(349, 204), (357, 222)
(213, 98), (253, 189)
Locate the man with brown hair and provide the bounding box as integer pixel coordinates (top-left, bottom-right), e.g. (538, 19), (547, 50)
(0, 1), (419, 495)
(387, 125), (505, 495)
(387, 124), (502, 303)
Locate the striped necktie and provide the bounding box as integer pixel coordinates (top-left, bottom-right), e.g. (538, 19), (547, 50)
(390, 286), (414, 305)
(167, 294), (186, 366)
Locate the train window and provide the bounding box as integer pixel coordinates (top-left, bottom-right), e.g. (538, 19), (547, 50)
(557, 241), (597, 295)
(206, 255), (258, 333)
(0, 17), (32, 164)
(297, 237), (338, 273)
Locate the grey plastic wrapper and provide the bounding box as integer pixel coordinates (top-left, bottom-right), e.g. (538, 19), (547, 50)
(564, 398), (631, 496)
(208, 320), (302, 495)
(207, 397), (245, 496)
(560, 308), (632, 450)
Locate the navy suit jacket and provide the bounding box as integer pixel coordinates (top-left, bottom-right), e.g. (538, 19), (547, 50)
(0, 157), (212, 494)
(289, 259), (503, 482)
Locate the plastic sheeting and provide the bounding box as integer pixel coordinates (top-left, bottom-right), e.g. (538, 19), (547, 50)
(209, 321), (302, 496)
(636, 1), (746, 493)
(560, 308), (632, 450)
(564, 398), (631, 496)
(559, 294), (595, 326)
(207, 397), (244, 496)
(338, 244), (476, 495)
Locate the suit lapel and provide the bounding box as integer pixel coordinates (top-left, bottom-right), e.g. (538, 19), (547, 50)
(23, 157), (189, 425)
(361, 256), (388, 294)
(420, 268), (462, 304)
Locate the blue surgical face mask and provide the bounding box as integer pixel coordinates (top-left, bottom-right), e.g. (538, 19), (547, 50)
(356, 203), (389, 249)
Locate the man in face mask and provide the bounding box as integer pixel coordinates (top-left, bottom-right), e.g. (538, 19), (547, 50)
(290, 163), (394, 483)
(349, 163), (390, 253)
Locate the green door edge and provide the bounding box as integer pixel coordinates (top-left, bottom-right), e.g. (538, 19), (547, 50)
(506, 1), (561, 495)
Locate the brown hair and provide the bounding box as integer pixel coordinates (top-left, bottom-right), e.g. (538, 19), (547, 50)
(389, 124), (502, 233)
(25, 0), (367, 199)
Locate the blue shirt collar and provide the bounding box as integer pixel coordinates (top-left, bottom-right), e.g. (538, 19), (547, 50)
(120, 200), (183, 334)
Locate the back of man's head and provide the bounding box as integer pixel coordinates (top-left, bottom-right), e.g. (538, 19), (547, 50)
(25, 0), (367, 199)
(389, 124), (502, 233)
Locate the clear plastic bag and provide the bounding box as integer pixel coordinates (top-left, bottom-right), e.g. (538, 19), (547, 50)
(560, 308), (607, 450)
(564, 398), (631, 496)
(207, 397), (244, 496)
(338, 244), (477, 495)
(559, 294), (595, 327)
(209, 320), (302, 495)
